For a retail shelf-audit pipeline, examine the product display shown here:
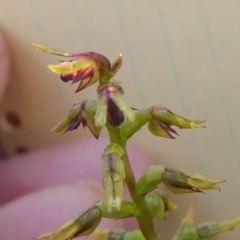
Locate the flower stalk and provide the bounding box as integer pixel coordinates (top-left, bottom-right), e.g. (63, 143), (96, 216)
(34, 43), (240, 240)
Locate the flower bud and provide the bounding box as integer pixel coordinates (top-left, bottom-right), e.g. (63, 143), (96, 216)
(197, 216), (240, 239)
(51, 100), (101, 139)
(37, 206), (102, 240)
(136, 165), (165, 196)
(95, 82), (135, 127)
(102, 143), (125, 212)
(146, 191), (178, 219)
(162, 168), (225, 194)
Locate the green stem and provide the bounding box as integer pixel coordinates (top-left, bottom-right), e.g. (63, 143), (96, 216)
(106, 123), (158, 240)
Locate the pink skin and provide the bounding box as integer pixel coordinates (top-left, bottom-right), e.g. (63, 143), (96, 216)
(0, 33), (152, 240)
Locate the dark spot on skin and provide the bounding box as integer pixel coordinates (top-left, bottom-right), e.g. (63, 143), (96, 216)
(15, 145), (30, 154)
(5, 111), (21, 128)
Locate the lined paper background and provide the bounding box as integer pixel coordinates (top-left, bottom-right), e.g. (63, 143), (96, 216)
(0, 1), (240, 239)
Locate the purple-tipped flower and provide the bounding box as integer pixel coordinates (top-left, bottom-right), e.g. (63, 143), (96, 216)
(95, 82), (135, 127)
(33, 43), (111, 92)
(148, 106), (205, 139)
(51, 100), (101, 139)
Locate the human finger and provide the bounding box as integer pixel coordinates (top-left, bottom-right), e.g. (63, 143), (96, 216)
(0, 137), (154, 204)
(0, 181), (122, 240)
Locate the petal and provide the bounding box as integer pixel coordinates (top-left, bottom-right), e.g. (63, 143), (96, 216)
(48, 59), (94, 75)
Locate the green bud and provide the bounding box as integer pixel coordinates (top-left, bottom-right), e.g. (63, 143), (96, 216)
(162, 168), (225, 194)
(120, 109), (152, 140)
(136, 165), (165, 196)
(37, 206), (102, 240)
(102, 143), (125, 212)
(51, 100), (101, 139)
(146, 192), (165, 220)
(95, 199), (137, 219)
(197, 216), (240, 239)
(146, 192), (178, 220)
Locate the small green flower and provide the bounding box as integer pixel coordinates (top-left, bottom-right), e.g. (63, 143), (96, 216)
(162, 168), (225, 194)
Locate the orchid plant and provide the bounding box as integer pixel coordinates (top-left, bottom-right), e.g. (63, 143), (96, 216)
(33, 43), (240, 240)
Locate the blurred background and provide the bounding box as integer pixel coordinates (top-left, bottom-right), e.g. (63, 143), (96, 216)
(0, 1), (240, 239)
